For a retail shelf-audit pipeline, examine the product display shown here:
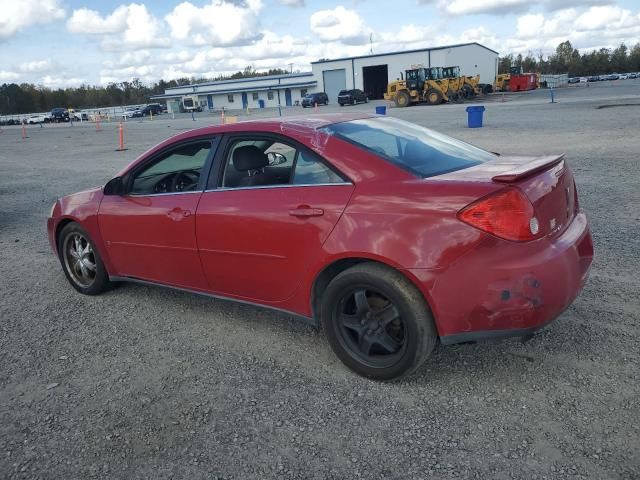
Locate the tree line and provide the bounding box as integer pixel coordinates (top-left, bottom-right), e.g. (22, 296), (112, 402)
(2, 41), (640, 115)
(499, 41), (640, 77)
(0, 66), (290, 115)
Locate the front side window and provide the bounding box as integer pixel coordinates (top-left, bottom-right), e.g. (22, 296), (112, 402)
(323, 117), (495, 178)
(131, 141), (211, 195)
(218, 137), (345, 189)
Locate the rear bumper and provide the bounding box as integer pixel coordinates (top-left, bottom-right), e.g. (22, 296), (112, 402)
(410, 212), (594, 342)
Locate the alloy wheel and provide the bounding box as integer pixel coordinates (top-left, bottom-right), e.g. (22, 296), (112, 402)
(63, 233), (97, 287)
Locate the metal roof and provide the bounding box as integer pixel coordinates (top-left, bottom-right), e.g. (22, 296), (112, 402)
(164, 72), (314, 93)
(311, 42), (499, 64)
(150, 80), (317, 100)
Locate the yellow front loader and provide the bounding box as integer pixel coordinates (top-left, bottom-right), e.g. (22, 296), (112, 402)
(384, 67), (451, 107)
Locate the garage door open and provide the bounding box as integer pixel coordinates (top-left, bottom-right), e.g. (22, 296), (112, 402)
(323, 69), (347, 104)
(362, 64), (389, 100)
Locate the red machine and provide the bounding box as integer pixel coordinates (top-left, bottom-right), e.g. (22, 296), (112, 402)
(509, 66), (537, 92)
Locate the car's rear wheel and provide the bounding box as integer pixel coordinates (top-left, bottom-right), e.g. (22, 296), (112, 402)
(321, 263), (437, 380)
(58, 223), (111, 295)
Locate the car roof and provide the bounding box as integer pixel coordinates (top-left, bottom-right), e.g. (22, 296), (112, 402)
(182, 113), (375, 136)
(119, 113), (377, 176)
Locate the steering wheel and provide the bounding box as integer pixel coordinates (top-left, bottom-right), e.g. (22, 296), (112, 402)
(171, 170), (200, 192)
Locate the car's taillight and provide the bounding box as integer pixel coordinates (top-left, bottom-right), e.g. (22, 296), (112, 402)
(457, 187), (541, 242)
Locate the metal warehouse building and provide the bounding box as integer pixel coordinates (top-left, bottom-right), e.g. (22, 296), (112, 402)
(152, 72), (317, 113)
(152, 42), (498, 111)
(313, 42), (499, 103)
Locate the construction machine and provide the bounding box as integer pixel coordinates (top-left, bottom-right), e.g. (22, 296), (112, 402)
(494, 73), (510, 92)
(384, 66), (451, 107)
(494, 66), (538, 92)
(440, 66), (466, 103)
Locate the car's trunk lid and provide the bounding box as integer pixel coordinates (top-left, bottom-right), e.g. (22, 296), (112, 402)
(438, 154), (577, 238)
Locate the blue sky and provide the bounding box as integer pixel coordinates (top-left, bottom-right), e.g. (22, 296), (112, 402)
(1, 0), (639, 87)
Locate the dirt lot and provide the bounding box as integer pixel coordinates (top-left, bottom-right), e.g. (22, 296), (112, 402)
(1, 82), (639, 479)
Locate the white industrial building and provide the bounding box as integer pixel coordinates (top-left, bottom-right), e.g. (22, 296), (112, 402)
(313, 42), (499, 103)
(151, 42), (499, 111)
(152, 72), (317, 113)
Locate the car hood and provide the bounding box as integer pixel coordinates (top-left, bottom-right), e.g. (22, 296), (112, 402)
(59, 186), (104, 212)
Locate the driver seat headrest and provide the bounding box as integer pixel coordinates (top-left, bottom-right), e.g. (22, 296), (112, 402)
(233, 145), (269, 171)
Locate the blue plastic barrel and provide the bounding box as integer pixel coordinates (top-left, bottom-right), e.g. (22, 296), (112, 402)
(375, 106), (386, 115)
(465, 106), (485, 128)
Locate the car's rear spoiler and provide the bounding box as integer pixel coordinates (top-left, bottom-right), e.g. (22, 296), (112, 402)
(492, 154), (565, 183)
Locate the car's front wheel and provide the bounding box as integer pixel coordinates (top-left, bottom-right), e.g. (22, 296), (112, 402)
(321, 263), (437, 381)
(58, 223), (111, 295)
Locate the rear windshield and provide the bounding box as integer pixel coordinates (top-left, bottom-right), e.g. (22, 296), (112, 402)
(338, 90), (348, 95)
(323, 117), (496, 178)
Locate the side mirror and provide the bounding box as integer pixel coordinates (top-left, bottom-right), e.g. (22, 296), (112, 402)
(104, 176), (124, 195)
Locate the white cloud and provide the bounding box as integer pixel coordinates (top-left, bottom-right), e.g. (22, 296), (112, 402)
(278, 0), (305, 6)
(435, 0), (614, 16)
(441, 0), (531, 16)
(19, 60), (54, 73)
(67, 3), (170, 50)
(41, 76), (86, 88)
(165, 0), (263, 47)
(66, 6), (129, 34)
(0, 70), (20, 81)
(310, 6), (369, 44)
(509, 5), (640, 52)
(381, 24), (436, 44)
(0, 0), (65, 39)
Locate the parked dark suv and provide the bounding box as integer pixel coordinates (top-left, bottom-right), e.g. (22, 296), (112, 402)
(301, 92), (329, 108)
(338, 89), (368, 106)
(51, 108), (70, 123)
(140, 103), (163, 116)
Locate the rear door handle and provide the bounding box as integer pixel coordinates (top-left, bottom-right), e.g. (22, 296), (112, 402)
(289, 207), (324, 217)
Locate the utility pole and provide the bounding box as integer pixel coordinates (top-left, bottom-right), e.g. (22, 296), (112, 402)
(369, 33), (373, 55)
(289, 63), (293, 74)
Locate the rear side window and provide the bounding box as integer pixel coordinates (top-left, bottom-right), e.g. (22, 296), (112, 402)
(323, 117), (496, 178)
(293, 150), (343, 185)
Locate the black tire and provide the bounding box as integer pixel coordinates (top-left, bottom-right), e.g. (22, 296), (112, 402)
(426, 89), (443, 105)
(394, 90), (411, 108)
(321, 262), (437, 381)
(57, 222), (112, 295)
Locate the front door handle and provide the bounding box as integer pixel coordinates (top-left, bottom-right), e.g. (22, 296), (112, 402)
(289, 206), (324, 217)
(167, 207), (191, 221)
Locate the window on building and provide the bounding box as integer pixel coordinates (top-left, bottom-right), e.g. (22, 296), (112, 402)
(267, 91), (274, 100)
(227, 95), (234, 103)
(252, 92), (259, 100)
(300, 89), (308, 97)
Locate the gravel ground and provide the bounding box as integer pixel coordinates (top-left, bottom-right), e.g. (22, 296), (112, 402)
(1, 81), (639, 479)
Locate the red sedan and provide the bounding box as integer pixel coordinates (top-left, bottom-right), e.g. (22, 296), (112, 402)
(47, 113), (593, 380)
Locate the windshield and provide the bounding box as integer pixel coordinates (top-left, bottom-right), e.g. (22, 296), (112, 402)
(323, 117), (496, 178)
